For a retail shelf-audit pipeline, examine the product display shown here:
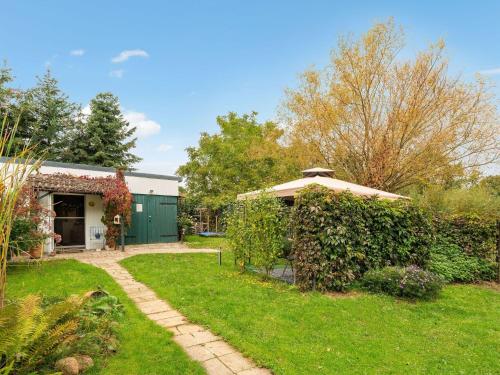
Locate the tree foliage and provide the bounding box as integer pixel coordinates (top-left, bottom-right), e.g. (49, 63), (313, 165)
(63, 93), (141, 168)
(282, 19), (499, 192)
(177, 112), (299, 209)
(19, 70), (79, 160)
(0, 65), (141, 168)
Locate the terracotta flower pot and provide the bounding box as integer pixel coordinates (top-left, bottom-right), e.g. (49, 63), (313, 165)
(29, 244), (43, 259)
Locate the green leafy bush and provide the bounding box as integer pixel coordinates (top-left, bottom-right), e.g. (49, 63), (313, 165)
(362, 266), (443, 300)
(433, 214), (497, 260)
(226, 193), (288, 274)
(428, 243), (496, 282)
(292, 187), (434, 291)
(177, 212), (195, 241)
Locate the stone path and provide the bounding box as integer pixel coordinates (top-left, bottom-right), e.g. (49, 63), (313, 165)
(73, 245), (271, 375)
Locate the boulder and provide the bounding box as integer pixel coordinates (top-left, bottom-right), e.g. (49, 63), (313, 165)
(55, 357), (79, 375)
(75, 355), (94, 372)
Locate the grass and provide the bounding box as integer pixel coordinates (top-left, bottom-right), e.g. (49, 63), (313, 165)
(183, 234), (227, 249)
(6, 260), (204, 375)
(122, 253), (500, 375)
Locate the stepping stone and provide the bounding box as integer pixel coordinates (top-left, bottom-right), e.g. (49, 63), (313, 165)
(156, 316), (187, 328)
(130, 293), (157, 303)
(174, 330), (219, 347)
(204, 340), (236, 356)
(137, 300), (171, 314)
(219, 352), (254, 373)
(238, 368), (272, 375)
(148, 310), (182, 321)
(177, 324), (204, 335)
(203, 358), (233, 375)
(185, 345), (215, 362)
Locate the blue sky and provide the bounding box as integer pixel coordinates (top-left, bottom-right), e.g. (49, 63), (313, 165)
(2, 0), (500, 175)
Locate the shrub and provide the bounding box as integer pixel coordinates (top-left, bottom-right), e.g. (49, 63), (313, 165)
(226, 193), (288, 275)
(292, 187), (434, 291)
(428, 242), (496, 282)
(362, 266), (443, 300)
(177, 212), (194, 241)
(433, 214), (497, 260)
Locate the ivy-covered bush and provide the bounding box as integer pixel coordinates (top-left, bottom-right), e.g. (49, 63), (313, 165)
(361, 266), (443, 300)
(291, 187), (433, 291)
(226, 193), (288, 275)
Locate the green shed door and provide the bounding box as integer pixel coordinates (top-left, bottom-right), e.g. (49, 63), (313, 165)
(125, 194), (177, 245)
(147, 195), (178, 243)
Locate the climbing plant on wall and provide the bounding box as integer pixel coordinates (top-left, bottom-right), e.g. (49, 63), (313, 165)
(100, 170), (132, 248)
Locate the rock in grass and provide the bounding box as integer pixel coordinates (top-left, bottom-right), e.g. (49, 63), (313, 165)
(75, 355), (94, 372)
(55, 357), (79, 375)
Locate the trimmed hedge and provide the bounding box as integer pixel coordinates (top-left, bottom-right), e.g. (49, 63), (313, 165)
(291, 187), (434, 291)
(361, 266), (443, 300)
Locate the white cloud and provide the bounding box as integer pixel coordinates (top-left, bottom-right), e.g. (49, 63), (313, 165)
(70, 49), (85, 56)
(111, 49), (149, 63)
(478, 67), (500, 75)
(124, 111), (161, 138)
(109, 69), (125, 78)
(156, 144), (172, 152)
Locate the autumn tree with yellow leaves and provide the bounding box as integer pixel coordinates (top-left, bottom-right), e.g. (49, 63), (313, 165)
(282, 20), (499, 192)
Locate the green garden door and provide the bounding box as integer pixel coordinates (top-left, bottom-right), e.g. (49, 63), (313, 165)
(125, 194), (178, 244)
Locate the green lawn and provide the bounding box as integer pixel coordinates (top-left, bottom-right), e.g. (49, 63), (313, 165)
(183, 234), (227, 249)
(6, 260), (204, 375)
(122, 253), (500, 375)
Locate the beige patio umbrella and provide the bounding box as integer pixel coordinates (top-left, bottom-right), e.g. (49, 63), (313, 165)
(237, 167), (408, 201)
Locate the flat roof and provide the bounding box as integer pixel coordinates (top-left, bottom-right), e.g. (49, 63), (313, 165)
(0, 157), (182, 182)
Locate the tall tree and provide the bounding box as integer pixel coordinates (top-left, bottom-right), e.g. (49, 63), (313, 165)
(62, 92), (141, 168)
(177, 112), (299, 209)
(0, 63), (30, 155)
(282, 19), (499, 192)
(19, 69), (78, 159)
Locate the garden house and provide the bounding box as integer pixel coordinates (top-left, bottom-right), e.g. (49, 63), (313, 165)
(0, 157), (180, 254)
(237, 167), (407, 202)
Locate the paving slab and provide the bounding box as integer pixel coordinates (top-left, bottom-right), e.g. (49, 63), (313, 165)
(203, 358), (234, 375)
(204, 340), (237, 356)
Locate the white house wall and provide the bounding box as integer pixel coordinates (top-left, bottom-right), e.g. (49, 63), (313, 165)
(125, 176), (178, 196)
